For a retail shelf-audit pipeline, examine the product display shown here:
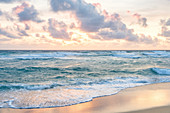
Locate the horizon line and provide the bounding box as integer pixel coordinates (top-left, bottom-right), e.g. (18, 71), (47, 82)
(0, 50), (169, 51)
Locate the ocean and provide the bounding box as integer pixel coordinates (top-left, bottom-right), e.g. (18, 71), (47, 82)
(0, 50), (170, 109)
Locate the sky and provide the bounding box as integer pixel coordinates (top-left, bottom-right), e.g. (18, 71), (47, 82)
(0, 0), (169, 50)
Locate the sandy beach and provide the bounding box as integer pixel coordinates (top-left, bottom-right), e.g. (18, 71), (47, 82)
(0, 82), (170, 113)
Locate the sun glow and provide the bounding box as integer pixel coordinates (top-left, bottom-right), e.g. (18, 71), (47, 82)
(69, 29), (90, 43)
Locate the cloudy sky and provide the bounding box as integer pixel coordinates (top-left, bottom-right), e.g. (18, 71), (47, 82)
(0, 0), (169, 50)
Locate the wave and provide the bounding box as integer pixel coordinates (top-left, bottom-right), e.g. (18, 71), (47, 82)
(0, 67), (61, 72)
(112, 53), (141, 59)
(0, 52), (83, 60)
(66, 67), (91, 71)
(110, 70), (136, 74)
(1, 75), (170, 109)
(1, 51), (169, 60)
(151, 68), (170, 75)
(143, 51), (170, 58)
(0, 77), (150, 109)
(0, 83), (63, 91)
(0, 50), (170, 109)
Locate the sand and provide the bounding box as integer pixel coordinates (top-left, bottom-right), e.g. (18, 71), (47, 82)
(0, 83), (170, 113)
(125, 105), (170, 113)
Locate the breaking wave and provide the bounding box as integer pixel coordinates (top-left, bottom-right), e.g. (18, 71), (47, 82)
(151, 68), (170, 75)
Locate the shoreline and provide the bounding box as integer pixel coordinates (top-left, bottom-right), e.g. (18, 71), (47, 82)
(1, 82), (170, 113)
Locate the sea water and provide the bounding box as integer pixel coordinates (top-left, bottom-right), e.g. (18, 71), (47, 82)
(0, 50), (170, 108)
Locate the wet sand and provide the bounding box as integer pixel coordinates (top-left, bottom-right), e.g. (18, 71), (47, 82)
(0, 83), (170, 113)
(125, 105), (170, 113)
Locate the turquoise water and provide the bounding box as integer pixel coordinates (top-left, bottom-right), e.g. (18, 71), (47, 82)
(0, 50), (170, 108)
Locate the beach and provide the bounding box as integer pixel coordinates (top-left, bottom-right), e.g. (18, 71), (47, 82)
(0, 82), (170, 113)
(0, 0), (170, 110)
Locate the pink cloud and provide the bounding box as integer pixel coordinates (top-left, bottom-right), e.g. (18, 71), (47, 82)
(128, 11), (148, 27)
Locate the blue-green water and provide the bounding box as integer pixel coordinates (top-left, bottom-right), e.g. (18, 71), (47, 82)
(0, 50), (170, 108)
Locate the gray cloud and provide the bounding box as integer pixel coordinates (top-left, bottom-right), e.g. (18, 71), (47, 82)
(139, 34), (158, 44)
(133, 13), (148, 27)
(97, 12), (153, 43)
(0, 28), (20, 39)
(18, 30), (29, 36)
(97, 29), (136, 41)
(160, 18), (170, 26)
(0, 0), (21, 3)
(25, 23), (30, 30)
(4, 13), (15, 21)
(160, 27), (170, 37)
(18, 7), (42, 22)
(50, 0), (125, 33)
(0, 38), (11, 41)
(14, 24), (28, 36)
(0, 10), (15, 21)
(13, 2), (43, 23)
(165, 18), (170, 26)
(50, 0), (104, 32)
(0, 22), (30, 39)
(97, 29), (157, 43)
(159, 18), (170, 37)
(50, 0), (126, 33)
(96, 12), (149, 42)
(98, 30), (126, 40)
(50, 0), (157, 43)
(18, 7), (38, 21)
(162, 30), (170, 37)
(0, 10), (2, 16)
(139, 17), (147, 27)
(75, 1), (104, 32)
(50, 0), (76, 11)
(48, 18), (70, 39)
(102, 21), (126, 31)
(0, 0), (30, 3)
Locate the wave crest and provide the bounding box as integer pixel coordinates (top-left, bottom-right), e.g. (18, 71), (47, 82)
(151, 68), (170, 75)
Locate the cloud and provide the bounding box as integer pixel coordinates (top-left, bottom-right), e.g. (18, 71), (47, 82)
(75, 1), (104, 32)
(0, 9), (16, 21)
(0, 10), (2, 16)
(96, 28), (157, 43)
(96, 11), (154, 43)
(4, 12), (15, 21)
(48, 18), (70, 39)
(160, 27), (170, 37)
(98, 30), (126, 39)
(15, 25), (29, 36)
(25, 23), (30, 30)
(159, 18), (170, 37)
(50, 0), (76, 11)
(162, 30), (170, 37)
(50, 0), (104, 32)
(138, 34), (158, 44)
(165, 18), (170, 26)
(0, 38), (11, 41)
(0, 28), (20, 39)
(50, 0), (126, 33)
(133, 13), (148, 27)
(0, 0), (22, 3)
(0, 22), (30, 39)
(18, 30), (29, 36)
(13, 2), (43, 23)
(102, 16), (126, 31)
(139, 17), (147, 27)
(50, 0), (157, 44)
